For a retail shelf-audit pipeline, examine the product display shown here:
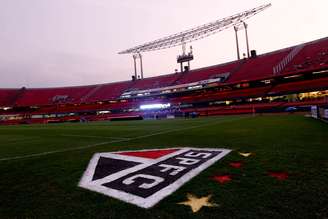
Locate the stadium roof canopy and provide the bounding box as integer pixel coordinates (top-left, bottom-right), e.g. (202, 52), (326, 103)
(118, 3), (271, 54)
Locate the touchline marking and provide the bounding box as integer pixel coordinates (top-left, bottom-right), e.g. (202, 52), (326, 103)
(0, 117), (247, 162)
(61, 134), (131, 140)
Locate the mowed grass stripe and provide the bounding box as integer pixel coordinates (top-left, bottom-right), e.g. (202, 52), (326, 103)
(60, 134), (131, 140)
(0, 116), (246, 162)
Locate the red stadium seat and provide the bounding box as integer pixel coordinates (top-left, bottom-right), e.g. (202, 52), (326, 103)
(0, 89), (20, 106)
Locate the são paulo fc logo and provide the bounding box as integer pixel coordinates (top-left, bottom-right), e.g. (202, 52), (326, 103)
(79, 147), (231, 208)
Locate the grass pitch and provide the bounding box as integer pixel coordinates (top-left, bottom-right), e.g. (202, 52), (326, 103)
(0, 115), (327, 219)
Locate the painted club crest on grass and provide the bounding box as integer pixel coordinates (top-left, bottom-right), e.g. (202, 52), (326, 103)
(79, 147), (231, 208)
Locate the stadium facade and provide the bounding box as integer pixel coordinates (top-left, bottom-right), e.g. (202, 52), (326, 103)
(0, 37), (328, 125)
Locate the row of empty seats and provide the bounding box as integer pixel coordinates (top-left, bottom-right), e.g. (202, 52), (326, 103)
(227, 49), (292, 82)
(283, 38), (328, 73)
(85, 81), (133, 103)
(174, 61), (240, 85)
(14, 86), (97, 106)
(0, 89), (19, 106)
(270, 77), (328, 95)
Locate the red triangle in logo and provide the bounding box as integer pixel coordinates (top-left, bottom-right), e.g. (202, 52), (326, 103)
(117, 149), (178, 159)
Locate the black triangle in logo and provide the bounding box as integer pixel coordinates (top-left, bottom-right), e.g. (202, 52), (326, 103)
(92, 157), (141, 181)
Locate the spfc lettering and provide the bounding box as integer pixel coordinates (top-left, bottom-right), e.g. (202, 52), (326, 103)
(79, 147), (230, 208)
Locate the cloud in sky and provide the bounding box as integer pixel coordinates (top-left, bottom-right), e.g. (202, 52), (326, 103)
(0, 0), (327, 88)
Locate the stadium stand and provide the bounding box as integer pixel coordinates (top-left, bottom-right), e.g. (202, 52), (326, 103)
(83, 81), (133, 102)
(173, 61), (239, 85)
(270, 77), (328, 95)
(14, 85), (97, 106)
(227, 49), (292, 82)
(0, 89), (19, 106)
(282, 38), (328, 73)
(0, 37), (328, 124)
(128, 73), (179, 90)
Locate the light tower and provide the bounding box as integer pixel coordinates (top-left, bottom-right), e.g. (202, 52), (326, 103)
(234, 25), (241, 60)
(234, 21), (251, 60)
(132, 53), (144, 80)
(244, 22), (250, 58)
(177, 38), (194, 72)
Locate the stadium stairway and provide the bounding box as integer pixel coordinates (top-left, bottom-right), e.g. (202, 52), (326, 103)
(273, 44), (305, 75)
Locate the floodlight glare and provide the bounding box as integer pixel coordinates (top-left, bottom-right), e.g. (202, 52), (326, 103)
(140, 103), (171, 110)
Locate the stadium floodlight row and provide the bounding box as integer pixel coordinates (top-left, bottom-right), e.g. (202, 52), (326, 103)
(0, 37), (328, 125)
(118, 4), (271, 54)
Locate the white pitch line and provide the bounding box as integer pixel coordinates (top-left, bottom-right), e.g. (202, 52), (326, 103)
(0, 116), (248, 162)
(61, 134), (131, 140)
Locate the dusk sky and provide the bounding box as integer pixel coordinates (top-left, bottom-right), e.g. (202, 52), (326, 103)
(1, 0), (327, 88)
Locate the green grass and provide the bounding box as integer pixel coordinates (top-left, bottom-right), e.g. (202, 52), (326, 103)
(0, 115), (327, 219)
